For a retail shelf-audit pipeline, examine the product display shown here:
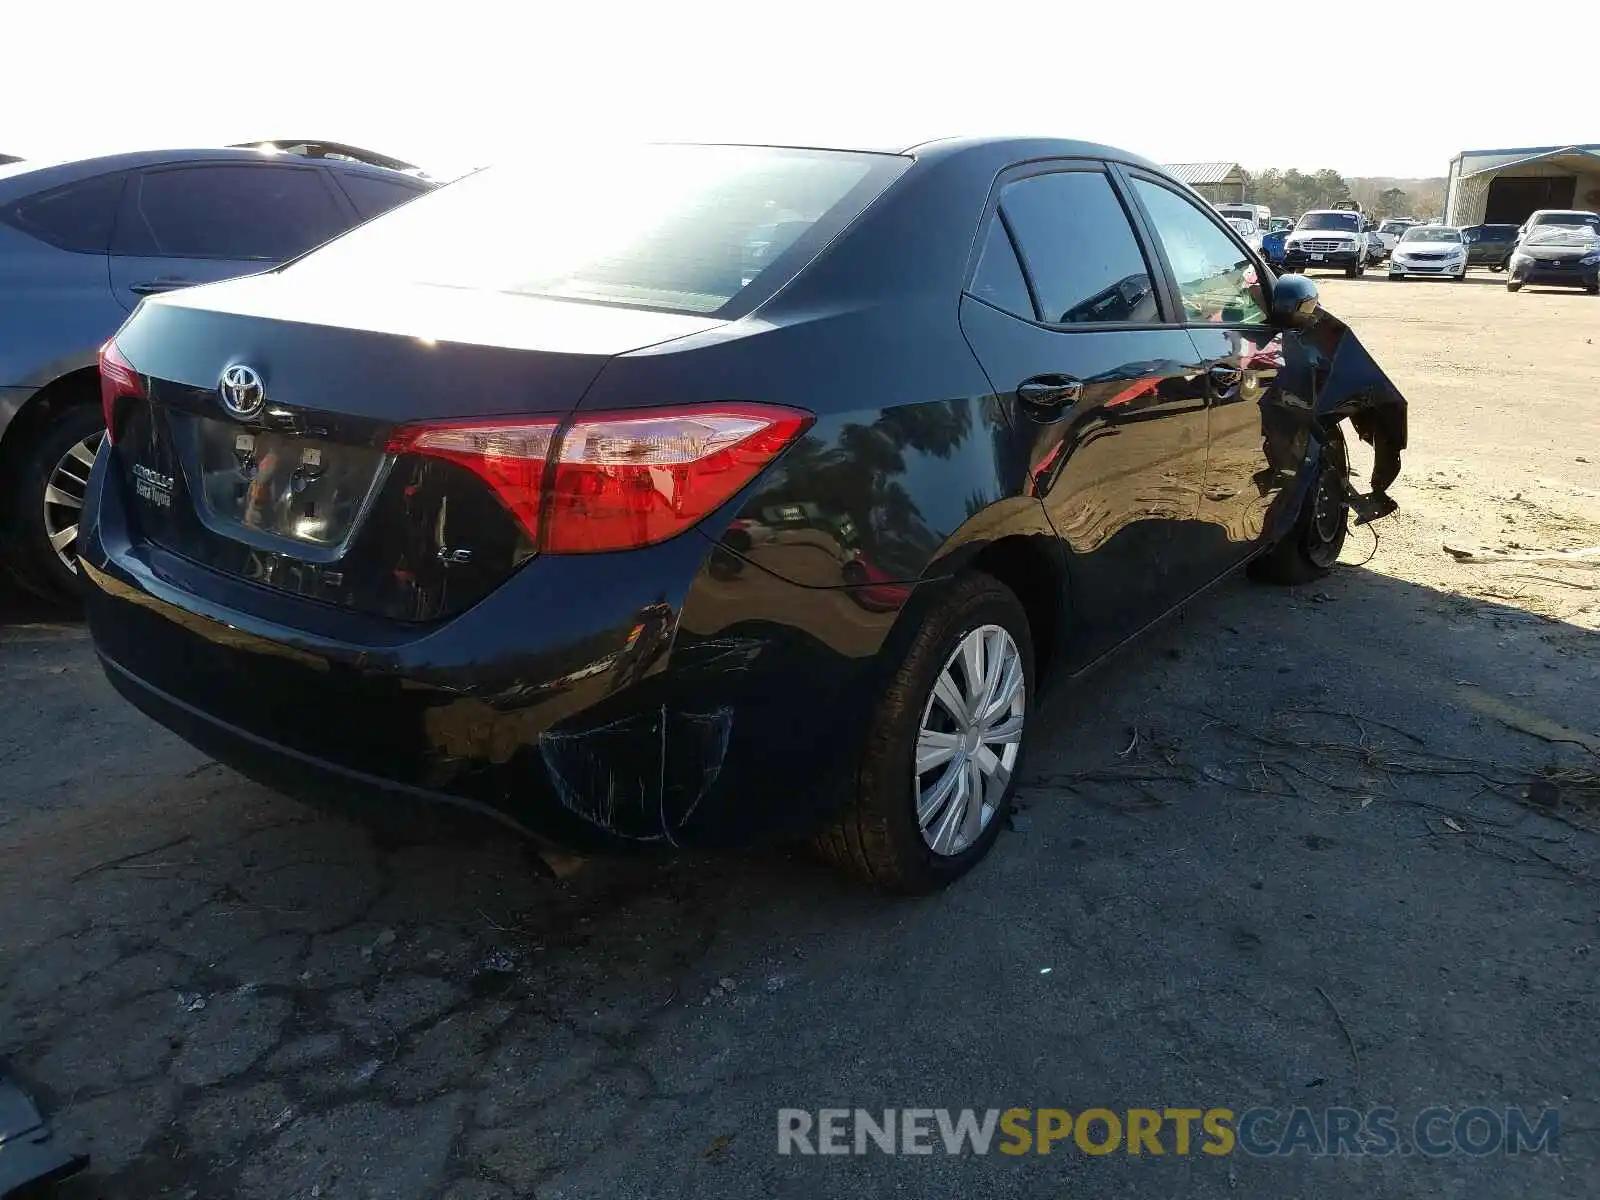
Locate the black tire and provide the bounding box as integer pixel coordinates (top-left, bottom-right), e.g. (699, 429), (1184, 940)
(815, 573), (1035, 892)
(2, 402), (106, 607)
(1507, 281), (1523, 292)
(1248, 429), (1349, 586)
(1586, 284), (1599, 295)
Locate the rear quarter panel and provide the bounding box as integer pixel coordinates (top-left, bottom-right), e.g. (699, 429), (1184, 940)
(582, 299), (1022, 588)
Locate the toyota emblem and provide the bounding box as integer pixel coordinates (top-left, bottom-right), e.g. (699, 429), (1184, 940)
(219, 364), (266, 420)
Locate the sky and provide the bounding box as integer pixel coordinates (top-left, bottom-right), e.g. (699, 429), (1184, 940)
(6, 0), (1591, 180)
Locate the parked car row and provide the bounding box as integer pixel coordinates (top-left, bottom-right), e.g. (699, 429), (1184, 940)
(0, 145), (434, 603)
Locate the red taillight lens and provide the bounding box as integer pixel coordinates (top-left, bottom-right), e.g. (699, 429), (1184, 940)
(388, 404), (811, 553)
(387, 420), (559, 539)
(544, 405), (811, 552)
(98, 339), (144, 443)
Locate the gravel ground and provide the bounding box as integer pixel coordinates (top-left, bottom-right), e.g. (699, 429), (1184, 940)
(2, 273), (1597, 1198)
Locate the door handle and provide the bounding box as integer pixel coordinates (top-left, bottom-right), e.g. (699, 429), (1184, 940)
(1016, 375), (1083, 413)
(1207, 364), (1244, 396)
(129, 278), (197, 295)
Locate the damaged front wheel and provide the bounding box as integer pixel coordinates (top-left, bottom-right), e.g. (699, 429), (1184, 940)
(1248, 429), (1350, 585)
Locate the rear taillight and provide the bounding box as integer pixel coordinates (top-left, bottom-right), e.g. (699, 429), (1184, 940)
(387, 420), (560, 538)
(98, 339), (144, 443)
(389, 403), (811, 554)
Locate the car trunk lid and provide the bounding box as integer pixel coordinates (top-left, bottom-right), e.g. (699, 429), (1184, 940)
(108, 275), (721, 622)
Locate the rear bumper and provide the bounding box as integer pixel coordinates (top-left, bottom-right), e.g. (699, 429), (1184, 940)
(80, 447), (909, 851)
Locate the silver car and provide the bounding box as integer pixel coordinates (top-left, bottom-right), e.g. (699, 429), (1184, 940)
(0, 147), (431, 603)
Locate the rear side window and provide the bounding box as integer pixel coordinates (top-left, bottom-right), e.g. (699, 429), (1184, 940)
(967, 217), (1034, 318)
(998, 171), (1160, 325)
(336, 172), (427, 221)
(116, 165), (350, 260)
(1, 172), (125, 252)
(287, 144), (910, 316)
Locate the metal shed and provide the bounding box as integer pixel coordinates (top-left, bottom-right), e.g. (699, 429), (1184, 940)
(1443, 145), (1600, 226)
(1162, 162), (1246, 204)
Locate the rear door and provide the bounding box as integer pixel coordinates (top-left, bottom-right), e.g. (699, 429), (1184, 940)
(0, 170), (129, 385)
(957, 162), (1212, 662)
(1122, 171), (1307, 571)
(108, 162), (355, 311)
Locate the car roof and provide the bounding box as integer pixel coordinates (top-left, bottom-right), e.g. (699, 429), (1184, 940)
(0, 147), (430, 202)
(683, 135), (1166, 173)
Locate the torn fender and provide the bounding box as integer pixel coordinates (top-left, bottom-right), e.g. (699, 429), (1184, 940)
(1282, 305), (1409, 499)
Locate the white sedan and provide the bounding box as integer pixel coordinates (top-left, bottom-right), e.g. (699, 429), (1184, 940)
(1388, 225), (1468, 280)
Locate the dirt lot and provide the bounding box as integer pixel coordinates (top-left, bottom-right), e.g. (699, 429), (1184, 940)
(3, 274), (1598, 1198)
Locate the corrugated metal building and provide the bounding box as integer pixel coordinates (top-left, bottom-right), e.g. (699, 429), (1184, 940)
(1162, 162), (1246, 204)
(1444, 145), (1600, 225)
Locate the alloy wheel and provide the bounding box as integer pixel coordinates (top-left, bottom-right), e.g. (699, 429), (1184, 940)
(42, 430), (103, 574)
(914, 624), (1026, 856)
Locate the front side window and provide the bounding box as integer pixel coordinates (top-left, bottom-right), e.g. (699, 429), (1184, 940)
(998, 170), (1159, 325)
(1131, 179), (1266, 325)
(118, 165), (349, 260)
(289, 144), (908, 315)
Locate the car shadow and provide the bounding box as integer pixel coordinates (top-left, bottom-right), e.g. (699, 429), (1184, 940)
(6, 544), (1599, 1196)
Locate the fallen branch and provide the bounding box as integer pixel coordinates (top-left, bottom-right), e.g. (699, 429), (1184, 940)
(1315, 985), (1362, 1089)
(1443, 542), (1600, 568)
(70, 835), (193, 883)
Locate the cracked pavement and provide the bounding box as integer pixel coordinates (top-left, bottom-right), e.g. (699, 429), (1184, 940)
(3, 279), (1599, 1197)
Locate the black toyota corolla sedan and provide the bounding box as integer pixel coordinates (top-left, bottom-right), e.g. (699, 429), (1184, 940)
(1506, 224), (1600, 293)
(81, 138), (1407, 891)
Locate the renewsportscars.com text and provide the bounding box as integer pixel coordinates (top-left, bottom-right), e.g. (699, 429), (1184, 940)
(777, 1106), (1559, 1157)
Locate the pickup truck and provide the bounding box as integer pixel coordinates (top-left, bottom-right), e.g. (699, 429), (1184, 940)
(1281, 209), (1370, 276)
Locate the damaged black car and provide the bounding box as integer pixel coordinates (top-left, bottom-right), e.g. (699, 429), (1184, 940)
(79, 138), (1407, 891)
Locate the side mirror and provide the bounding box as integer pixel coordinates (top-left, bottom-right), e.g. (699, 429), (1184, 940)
(1270, 273), (1320, 326)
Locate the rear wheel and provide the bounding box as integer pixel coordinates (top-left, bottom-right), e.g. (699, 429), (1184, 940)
(816, 573), (1033, 892)
(1248, 429), (1349, 586)
(2, 403), (107, 606)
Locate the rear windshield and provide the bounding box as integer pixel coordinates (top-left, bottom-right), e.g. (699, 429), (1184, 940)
(1296, 212), (1360, 231)
(286, 144), (908, 315)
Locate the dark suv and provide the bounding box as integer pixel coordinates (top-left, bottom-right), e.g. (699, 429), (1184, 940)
(1462, 224), (1520, 270)
(0, 148), (433, 603)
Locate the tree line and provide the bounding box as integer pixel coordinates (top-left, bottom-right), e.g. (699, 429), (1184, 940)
(1242, 168), (1445, 221)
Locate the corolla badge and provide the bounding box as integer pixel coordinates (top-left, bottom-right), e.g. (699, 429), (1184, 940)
(218, 364), (266, 420)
